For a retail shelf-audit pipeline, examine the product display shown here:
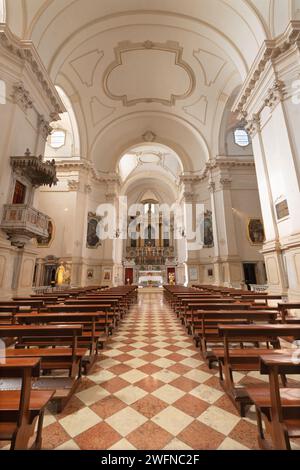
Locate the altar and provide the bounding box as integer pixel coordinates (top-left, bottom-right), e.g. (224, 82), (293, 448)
(138, 270), (163, 287)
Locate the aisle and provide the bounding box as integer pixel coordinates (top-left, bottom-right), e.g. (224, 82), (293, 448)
(41, 292), (259, 450)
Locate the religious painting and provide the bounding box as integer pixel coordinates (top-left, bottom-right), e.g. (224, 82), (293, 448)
(247, 218), (265, 245)
(188, 266), (198, 281)
(86, 212), (102, 249)
(87, 269), (94, 280)
(36, 220), (55, 248)
(202, 210), (214, 248)
(103, 269), (112, 282)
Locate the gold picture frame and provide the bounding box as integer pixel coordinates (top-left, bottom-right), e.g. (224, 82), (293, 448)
(247, 218), (265, 245)
(36, 219), (55, 248)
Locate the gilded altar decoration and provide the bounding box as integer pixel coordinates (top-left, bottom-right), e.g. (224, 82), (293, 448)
(247, 218), (265, 245)
(168, 272), (175, 285)
(86, 212), (102, 248)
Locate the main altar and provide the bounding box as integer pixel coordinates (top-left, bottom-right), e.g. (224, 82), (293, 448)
(123, 200), (178, 287)
(138, 270), (163, 287)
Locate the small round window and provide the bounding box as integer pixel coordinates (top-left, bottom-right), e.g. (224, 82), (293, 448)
(50, 130), (66, 149)
(234, 128), (250, 147)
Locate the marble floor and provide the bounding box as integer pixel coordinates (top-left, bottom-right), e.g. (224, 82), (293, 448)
(2, 292), (300, 450)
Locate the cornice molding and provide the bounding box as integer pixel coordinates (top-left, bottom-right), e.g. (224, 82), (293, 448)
(179, 156), (255, 185)
(55, 159), (120, 184)
(0, 24), (65, 119)
(233, 21), (300, 117)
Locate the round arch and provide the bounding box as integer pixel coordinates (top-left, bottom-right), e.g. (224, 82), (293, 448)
(90, 111), (210, 173)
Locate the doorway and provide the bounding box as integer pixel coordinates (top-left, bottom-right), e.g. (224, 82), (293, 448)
(243, 263), (257, 290)
(125, 268), (133, 285)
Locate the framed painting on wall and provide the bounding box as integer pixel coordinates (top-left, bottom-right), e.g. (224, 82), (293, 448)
(103, 269), (112, 282)
(86, 212), (102, 249)
(247, 218), (265, 245)
(36, 220), (55, 248)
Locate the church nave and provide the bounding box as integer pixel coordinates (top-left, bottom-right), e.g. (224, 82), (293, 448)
(29, 293), (261, 451)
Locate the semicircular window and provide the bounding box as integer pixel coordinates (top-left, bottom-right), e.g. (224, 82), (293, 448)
(234, 128), (250, 147)
(50, 130), (66, 149)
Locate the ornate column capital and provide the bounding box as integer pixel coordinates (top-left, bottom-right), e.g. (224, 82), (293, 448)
(264, 80), (286, 110)
(11, 81), (33, 113)
(218, 177), (232, 190)
(245, 113), (261, 138)
(182, 191), (194, 203)
(208, 180), (215, 193)
(68, 180), (80, 192)
(38, 114), (53, 140)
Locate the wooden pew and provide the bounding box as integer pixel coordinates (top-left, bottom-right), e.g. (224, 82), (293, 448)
(42, 303), (116, 334)
(0, 300), (44, 311)
(216, 324), (300, 416)
(179, 298), (247, 322)
(15, 312), (108, 373)
(190, 310), (278, 363)
(278, 303), (300, 322)
(0, 358), (54, 450)
(62, 298), (121, 323)
(247, 353), (300, 450)
(0, 325), (84, 412)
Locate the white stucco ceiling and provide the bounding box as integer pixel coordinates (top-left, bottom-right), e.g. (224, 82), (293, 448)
(4, 0), (299, 172)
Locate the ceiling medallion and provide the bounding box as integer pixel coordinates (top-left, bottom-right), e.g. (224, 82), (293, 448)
(103, 40), (196, 107)
(139, 153), (161, 165)
(142, 130), (156, 142)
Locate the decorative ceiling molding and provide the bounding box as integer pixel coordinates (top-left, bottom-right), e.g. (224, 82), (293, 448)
(183, 95), (208, 124)
(142, 130), (156, 142)
(103, 40), (196, 106)
(70, 49), (104, 87)
(90, 97), (116, 126)
(0, 25), (65, 119)
(233, 20), (300, 117)
(193, 49), (226, 86)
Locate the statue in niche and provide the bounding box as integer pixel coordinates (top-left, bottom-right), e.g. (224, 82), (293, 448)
(201, 210), (214, 248)
(86, 212), (102, 248)
(55, 262), (71, 285)
(56, 263), (65, 286)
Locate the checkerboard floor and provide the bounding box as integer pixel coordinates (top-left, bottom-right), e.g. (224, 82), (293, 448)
(2, 292), (300, 450)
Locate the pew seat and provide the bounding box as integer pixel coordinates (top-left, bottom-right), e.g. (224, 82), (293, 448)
(247, 353), (300, 450)
(0, 358), (54, 449)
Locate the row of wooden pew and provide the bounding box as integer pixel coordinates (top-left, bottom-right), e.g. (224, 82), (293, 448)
(164, 284), (300, 450)
(0, 285), (138, 450)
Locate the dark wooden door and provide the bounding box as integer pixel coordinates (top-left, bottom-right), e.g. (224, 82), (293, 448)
(125, 268), (133, 285)
(243, 263), (257, 290)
